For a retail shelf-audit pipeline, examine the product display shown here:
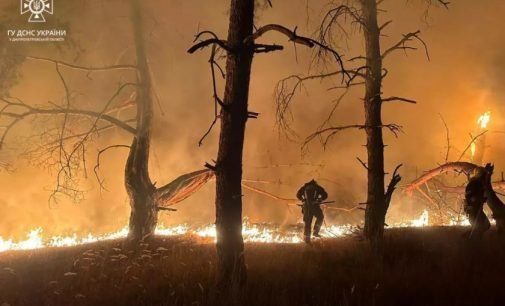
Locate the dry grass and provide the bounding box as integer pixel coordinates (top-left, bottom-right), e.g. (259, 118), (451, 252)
(1, 226), (505, 306)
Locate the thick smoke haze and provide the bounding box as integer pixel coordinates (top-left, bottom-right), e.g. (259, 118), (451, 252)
(1, 0), (504, 239)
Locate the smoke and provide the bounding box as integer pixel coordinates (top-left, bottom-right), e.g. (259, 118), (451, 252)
(1, 0), (505, 239)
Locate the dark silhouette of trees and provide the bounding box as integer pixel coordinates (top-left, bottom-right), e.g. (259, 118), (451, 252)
(276, 0), (449, 251)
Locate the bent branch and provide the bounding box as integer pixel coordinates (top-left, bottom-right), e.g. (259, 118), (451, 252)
(405, 162), (480, 195)
(245, 24), (314, 47)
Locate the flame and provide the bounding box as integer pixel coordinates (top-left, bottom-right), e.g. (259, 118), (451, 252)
(470, 142), (476, 159)
(470, 111), (491, 159)
(449, 217), (471, 226)
(411, 210), (429, 227)
(0, 210), (471, 253)
(477, 111), (491, 129)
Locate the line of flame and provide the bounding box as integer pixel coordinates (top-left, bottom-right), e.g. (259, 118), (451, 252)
(0, 210), (471, 253)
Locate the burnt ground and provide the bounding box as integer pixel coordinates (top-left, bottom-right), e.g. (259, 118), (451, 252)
(0, 226), (504, 306)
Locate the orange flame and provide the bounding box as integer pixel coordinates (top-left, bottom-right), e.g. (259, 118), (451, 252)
(477, 111), (491, 129)
(0, 211), (470, 253)
(470, 142), (476, 159)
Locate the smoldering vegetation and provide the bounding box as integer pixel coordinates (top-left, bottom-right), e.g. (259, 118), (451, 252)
(1, 227), (505, 306)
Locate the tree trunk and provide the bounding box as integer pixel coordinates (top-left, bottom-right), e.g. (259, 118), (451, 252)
(215, 0), (254, 297)
(125, 0), (157, 243)
(361, 0), (386, 251)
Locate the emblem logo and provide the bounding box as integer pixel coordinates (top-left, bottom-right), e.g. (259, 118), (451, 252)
(20, 0), (53, 23)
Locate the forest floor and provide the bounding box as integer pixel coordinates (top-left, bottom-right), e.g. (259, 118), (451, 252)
(0, 226), (504, 306)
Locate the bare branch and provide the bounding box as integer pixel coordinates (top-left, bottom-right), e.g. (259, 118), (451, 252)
(247, 24), (347, 73)
(438, 0), (450, 8)
(381, 96), (417, 104)
(188, 31), (231, 54)
(0, 81), (137, 151)
(158, 207), (177, 212)
(457, 130), (487, 162)
(198, 45), (223, 147)
(194, 23), (348, 144)
(319, 4), (364, 39)
(317, 88), (350, 131)
(59, 81), (137, 188)
(188, 38), (231, 54)
(316, 4), (363, 66)
(379, 20), (393, 31)
(254, 43), (284, 53)
(438, 113), (450, 162)
(0, 104), (136, 148)
(94, 144), (131, 191)
(2, 51), (139, 205)
(303, 123), (403, 150)
(25, 56), (137, 71)
(245, 24), (314, 47)
(381, 30), (429, 60)
(357, 157), (369, 170)
(385, 164), (402, 210)
(405, 162), (480, 195)
(274, 70), (360, 138)
(55, 63), (71, 176)
(37, 119), (136, 152)
(426, 0), (450, 9)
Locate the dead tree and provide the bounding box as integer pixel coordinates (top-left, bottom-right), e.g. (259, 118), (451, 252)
(402, 124), (496, 223)
(188, 0), (345, 295)
(406, 161), (505, 231)
(275, 0), (448, 251)
(0, 0), (192, 243)
(124, 0), (159, 243)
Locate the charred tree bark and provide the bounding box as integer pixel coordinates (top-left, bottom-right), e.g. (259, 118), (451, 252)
(125, 0), (157, 243)
(361, 0), (387, 251)
(214, 0), (254, 296)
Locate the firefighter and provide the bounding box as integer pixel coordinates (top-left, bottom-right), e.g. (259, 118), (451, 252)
(482, 163), (505, 234)
(464, 166), (491, 239)
(297, 179), (328, 243)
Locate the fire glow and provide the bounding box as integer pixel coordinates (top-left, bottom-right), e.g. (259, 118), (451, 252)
(477, 111), (491, 129)
(0, 210), (470, 253)
(471, 111), (491, 160)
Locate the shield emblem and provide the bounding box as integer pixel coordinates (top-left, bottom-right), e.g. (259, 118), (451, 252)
(20, 0), (53, 23)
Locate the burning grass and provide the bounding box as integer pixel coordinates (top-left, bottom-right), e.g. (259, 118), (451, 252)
(0, 210), (447, 253)
(1, 226), (505, 306)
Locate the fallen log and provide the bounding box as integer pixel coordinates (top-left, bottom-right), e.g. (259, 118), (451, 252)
(405, 162), (480, 195)
(407, 162), (505, 233)
(406, 162), (505, 195)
